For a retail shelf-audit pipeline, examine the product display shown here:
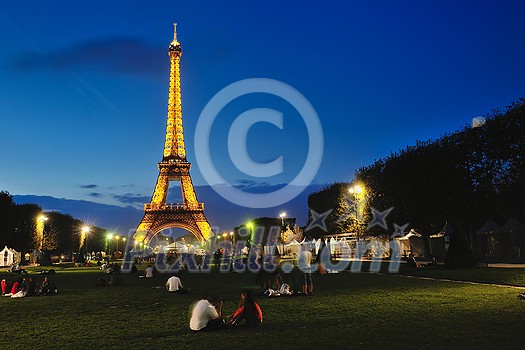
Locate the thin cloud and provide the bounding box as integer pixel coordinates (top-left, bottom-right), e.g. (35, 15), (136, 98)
(234, 180), (284, 191)
(235, 179), (271, 188)
(81, 184), (98, 189)
(107, 184), (135, 190)
(8, 37), (166, 78)
(88, 192), (103, 198)
(113, 193), (150, 205)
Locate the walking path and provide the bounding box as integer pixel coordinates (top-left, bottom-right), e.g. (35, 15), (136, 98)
(487, 263), (525, 268)
(390, 273), (525, 290)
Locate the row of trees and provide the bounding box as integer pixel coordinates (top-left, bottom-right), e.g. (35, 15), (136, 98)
(0, 191), (108, 262)
(356, 98), (524, 236)
(306, 99), (524, 264)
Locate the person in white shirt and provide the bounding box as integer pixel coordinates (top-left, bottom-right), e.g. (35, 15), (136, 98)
(298, 249), (314, 295)
(165, 275), (185, 293)
(144, 266), (154, 278)
(189, 295), (223, 331)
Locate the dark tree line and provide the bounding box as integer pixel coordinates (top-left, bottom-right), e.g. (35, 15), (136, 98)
(305, 99), (524, 265)
(354, 99), (524, 261)
(0, 190), (107, 261)
(0, 191), (40, 257)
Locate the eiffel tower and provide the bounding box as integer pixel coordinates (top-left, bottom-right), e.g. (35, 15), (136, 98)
(132, 24), (212, 244)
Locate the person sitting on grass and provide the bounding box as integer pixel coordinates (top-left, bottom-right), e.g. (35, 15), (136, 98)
(144, 265), (154, 278)
(407, 253), (421, 268)
(11, 276), (36, 298)
(1, 279), (12, 296)
(8, 277), (23, 296)
(227, 290), (262, 327)
(40, 276), (58, 295)
(189, 294), (224, 331)
(165, 274), (189, 294)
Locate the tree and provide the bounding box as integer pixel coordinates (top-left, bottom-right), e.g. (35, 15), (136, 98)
(445, 229), (477, 268)
(306, 183), (353, 238)
(45, 212), (82, 253)
(0, 191), (15, 247)
(13, 203), (41, 261)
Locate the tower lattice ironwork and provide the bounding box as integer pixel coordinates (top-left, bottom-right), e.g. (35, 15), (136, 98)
(132, 24), (212, 244)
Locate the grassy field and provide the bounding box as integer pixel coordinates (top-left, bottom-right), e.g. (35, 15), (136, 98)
(1, 263), (524, 349)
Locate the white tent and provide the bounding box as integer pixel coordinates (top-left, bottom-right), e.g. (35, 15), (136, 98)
(286, 239), (301, 256)
(314, 239), (321, 255)
(301, 238), (314, 251)
(329, 237), (337, 254)
(397, 230), (424, 257)
(166, 241), (188, 253)
(333, 238), (351, 257)
(1, 246), (20, 267)
(29, 249), (42, 264)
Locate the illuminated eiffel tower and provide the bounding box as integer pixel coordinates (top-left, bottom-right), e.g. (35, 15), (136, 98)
(132, 24), (212, 244)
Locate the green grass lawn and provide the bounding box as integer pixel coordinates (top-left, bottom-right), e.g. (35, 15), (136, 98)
(1, 264), (524, 349)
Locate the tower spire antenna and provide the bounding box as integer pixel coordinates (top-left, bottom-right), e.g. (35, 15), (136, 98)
(173, 22), (178, 43)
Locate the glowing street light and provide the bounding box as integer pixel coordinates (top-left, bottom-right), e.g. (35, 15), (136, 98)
(82, 225), (91, 260)
(348, 184), (366, 241)
(279, 212), (287, 226)
(348, 184), (364, 195)
(107, 233), (114, 257)
(37, 214), (49, 251)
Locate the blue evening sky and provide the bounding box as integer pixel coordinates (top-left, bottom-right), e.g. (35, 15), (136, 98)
(1, 1), (524, 230)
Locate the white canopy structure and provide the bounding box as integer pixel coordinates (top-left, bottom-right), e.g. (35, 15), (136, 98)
(286, 239), (301, 256)
(397, 230), (424, 257)
(165, 241), (189, 253)
(314, 239), (321, 255)
(1, 246), (20, 267)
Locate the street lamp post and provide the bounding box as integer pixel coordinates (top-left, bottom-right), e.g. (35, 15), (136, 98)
(279, 212), (287, 227)
(349, 184), (364, 241)
(115, 235), (120, 253)
(37, 215), (48, 251)
(107, 233), (114, 258)
(82, 226), (91, 261)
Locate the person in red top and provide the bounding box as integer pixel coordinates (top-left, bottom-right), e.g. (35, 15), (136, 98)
(228, 290), (262, 327)
(10, 278), (23, 295)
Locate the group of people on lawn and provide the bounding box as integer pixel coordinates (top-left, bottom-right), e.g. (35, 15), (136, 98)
(257, 249), (315, 296)
(1, 275), (57, 298)
(186, 250), (316, 332)
(186, 248), (315, 331)
(141, 267), (263, 331)
(190, 290), (263, 331)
